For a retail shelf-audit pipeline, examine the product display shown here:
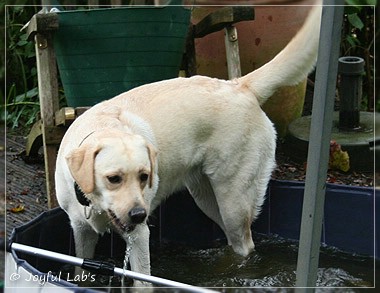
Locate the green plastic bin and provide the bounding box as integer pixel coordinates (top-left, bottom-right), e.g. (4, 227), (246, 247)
(54, 6), (191, 107)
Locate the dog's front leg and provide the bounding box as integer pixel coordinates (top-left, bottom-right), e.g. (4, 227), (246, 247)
(127, 223), (151, 288)
(71, 219), (99, 281)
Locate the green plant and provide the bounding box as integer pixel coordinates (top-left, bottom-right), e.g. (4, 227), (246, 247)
(5, 4), (40, 129)
(342, 0), (376, 111)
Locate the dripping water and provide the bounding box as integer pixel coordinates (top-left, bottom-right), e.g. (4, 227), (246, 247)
(121, 234), (135, 292)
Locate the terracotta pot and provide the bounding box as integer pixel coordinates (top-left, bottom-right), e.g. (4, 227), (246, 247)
(191, 1), (315, 136)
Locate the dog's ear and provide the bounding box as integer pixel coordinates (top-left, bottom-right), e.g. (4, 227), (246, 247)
(66, 144), (101, 194)
(146, 143), (157, 188)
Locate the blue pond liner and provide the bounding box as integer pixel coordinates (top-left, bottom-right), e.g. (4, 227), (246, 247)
(7, 179), (378, 290)
(255, 180), (377, 257)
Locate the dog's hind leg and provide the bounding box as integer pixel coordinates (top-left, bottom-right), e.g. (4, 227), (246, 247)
(186, 174), (227, 234)
(211, 181), (257, 257)
(210, 162), (272, 257)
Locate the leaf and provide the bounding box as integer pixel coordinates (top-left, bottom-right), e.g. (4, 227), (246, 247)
(10, 205), (25, 213)
(19, 33), (28, 41)
(26, 43), (36, 58)
(366, 0), (377, 5)
(345, 5), (361, 15)
(327, 176), (337, 184)
(25, 107), (40, 126)
(329, 142), (350, 172)
(347, 13), (364, 30)
(14, 87), (38, 102)
(345, 0), (359, 5)
(17, 40), (28, 47)
(21, 188), (29, 195)
(346, 35), (358, 48)
(345, 0), (374, 6)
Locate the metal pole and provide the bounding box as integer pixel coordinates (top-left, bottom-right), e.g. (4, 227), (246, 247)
(295, 1), (344, 291)
(10, 243), (216, 293)
(11, 242), (83, 267)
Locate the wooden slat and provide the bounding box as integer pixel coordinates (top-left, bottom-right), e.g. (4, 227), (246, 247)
(34, 31), (60, 208)
(75, 107), (91, 117)
(25, 120), (43, 158)
(194, 7), (254, 39)
(44, 126), (67, 145)
(27, 13), (59, 39)
(183, 24), (197, 76)
(88, 0), (99, 8)
(110, 0), (123, 6)
(55, 107), (75, 126)
(224, 26), (242, 79)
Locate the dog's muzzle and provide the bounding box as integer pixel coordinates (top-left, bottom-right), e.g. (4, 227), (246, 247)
(107, 207), (147, 234)
(129, 207), (147, 224)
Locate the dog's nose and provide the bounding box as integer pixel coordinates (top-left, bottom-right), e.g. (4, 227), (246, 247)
(128, 207), (147, 224)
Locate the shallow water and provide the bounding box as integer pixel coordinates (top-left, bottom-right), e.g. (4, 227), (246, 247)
(149, 235), (375, 289)
(79, 234), (375, 291)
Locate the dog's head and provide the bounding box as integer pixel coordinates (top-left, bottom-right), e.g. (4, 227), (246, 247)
(65, 130), (158, 234)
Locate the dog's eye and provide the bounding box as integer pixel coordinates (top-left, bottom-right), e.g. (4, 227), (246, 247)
(107, 175), (122, 184)
(140, 173), (149, 182)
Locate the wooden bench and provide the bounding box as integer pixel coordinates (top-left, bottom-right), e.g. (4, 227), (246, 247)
(24, 5), (255, 208)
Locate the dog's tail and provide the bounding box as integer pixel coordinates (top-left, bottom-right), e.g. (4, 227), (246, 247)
(238, 1), (322, 105)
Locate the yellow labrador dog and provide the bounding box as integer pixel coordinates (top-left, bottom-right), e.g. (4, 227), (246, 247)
(55, 3), (321, 287)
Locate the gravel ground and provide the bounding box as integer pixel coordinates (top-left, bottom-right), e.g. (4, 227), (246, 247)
(274, 141), (375, 187)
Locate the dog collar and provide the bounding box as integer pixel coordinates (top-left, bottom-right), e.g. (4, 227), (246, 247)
(74, 182), (91, 206)
(79, 131), (96, 147)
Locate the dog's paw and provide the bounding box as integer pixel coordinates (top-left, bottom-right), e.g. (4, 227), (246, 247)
(131, 280), (153, 293)
(134, 280), (152, 287)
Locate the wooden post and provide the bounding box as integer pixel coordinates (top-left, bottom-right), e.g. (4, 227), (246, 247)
(28, 14), (60, 208)
(192, 6), (254, 79)
(110, 0), (122, 6)
(183, 24), (197, 77)
(224, 25), (241, 79)
(88, 0), (99, 8)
